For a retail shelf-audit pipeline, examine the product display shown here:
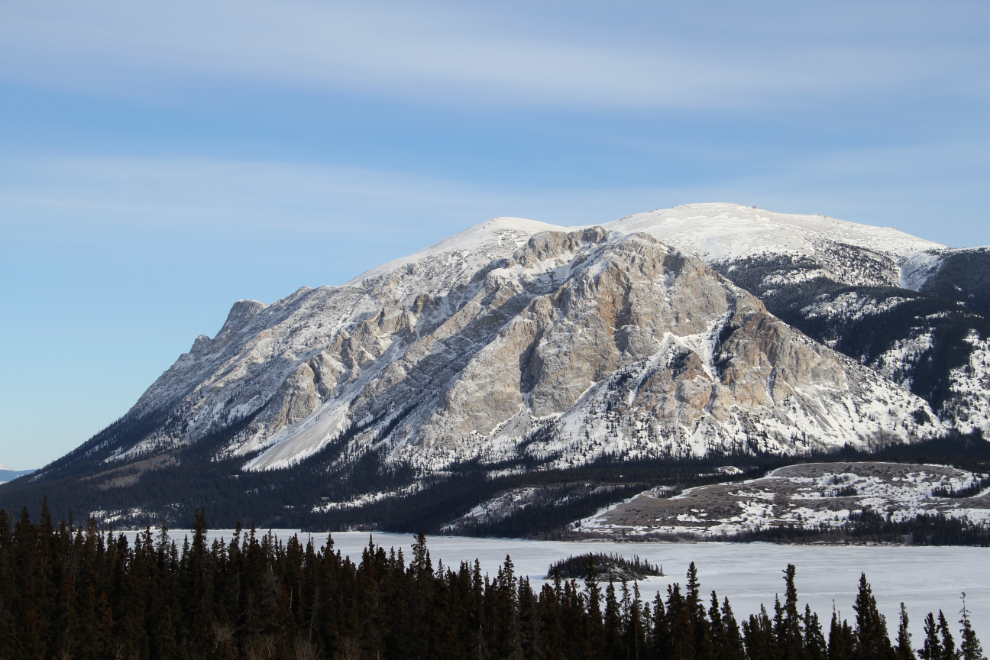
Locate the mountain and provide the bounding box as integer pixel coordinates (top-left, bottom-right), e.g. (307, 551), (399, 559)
(1, 204), (985, 531)
(0, 466), (36, 484)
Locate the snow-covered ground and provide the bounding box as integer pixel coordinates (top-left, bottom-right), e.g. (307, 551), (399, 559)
(580, 462), (990, 537)
(134, 529), (989, 645)
(311, 482), (426, 512)
(800, 292), (912, 325)
(943, 331), (990, 434)
(600, 203), (944, 282)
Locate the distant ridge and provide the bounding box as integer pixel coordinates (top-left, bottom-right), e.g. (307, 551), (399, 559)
(0, 467), (35, 483)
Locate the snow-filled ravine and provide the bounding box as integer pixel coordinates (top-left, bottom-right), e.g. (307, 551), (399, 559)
(132, 530), (988, 643)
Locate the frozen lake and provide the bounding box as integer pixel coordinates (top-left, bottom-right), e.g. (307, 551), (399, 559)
(138, 530), (989, 643)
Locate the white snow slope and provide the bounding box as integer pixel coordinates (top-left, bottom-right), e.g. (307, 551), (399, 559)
(601, 203), (947, 290)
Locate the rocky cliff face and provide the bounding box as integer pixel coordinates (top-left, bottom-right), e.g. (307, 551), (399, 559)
(607, 204), (989, 437)
(95, 220), (939, 480)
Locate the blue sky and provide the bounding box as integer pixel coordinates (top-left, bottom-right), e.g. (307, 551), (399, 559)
(1, 0), (988, 468)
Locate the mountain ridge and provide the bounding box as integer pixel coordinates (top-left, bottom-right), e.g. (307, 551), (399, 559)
(51, 215), (946, 471)
(3, 203), (987, 531)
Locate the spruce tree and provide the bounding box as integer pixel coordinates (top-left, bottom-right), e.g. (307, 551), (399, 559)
(896, 603), (917, 660)
(667, 582), (696, 660)
(920, 612), (944, 660)
(830, 608), (855, 660)
(852, 573), (894, 660)
(152, 602), (180, 660)
(939, 610), (960, 660)
(743, 605), (776, 660)
(411, 531), (431, 579)
(959, 594), (987, 660)
(778, 565), (805, 660)
(603, 581), (622, 660)
(75, 577), (112, 660)
(804, 604), (828, 660)
(539, 582), (566, 660)
(0, 509), (14, 659)
(723, 597), (747, 660)
(622, 582), (647, 660)
(651, 591), (670, 660)
(710, 590), (728, 657)
(13, 508), (46, 660)
(583, 558), (605, 658)
(52, 571), (78, 660)
(518, 578), (541, 660)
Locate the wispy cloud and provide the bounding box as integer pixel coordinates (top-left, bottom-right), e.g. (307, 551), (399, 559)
(2, 1), (986, 110)
(3, 143), (987, 261)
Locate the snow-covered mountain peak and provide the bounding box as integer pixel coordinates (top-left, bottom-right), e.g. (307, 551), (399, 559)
(346, 216), (566, 286)
(341, 203), (948, 301)
(601, 203), (945, 265)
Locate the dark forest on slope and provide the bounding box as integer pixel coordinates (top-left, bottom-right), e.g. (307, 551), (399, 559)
(2, 432), (990, 541)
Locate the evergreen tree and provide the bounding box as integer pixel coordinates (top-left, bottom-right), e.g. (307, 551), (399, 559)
(684, 566), (711, 660)
(804, 604), (828, 660)
(920, 612), (944, 660)
(539, 582), (565, 660)
(0, 509), (14, 659)
(959, 594), (987, 660)
(518, 577), (541, 660)
(744, 605), (776, 660)
(710, 590), (728, 657)
(651, 591), (670, 660)
(622, 582), (647, 660)
(778, 565), (805, 660)
(722, 597), (747, 660)
(76, 578), (113, 660)
(830, 608), (855, 660)
(13, 507), (46, 660)
(940, 610), (960, 660)
(583, 558), (605, 659)
(52, 571), (78, 660)
(603, 581), (622, 660)
(411, 531), (431, 579)
(852, 573), (894, 660)
(667, 582), (696, 660)
(896, 603), (917, 660)
(493, 555), (523, 660)
(152, 602), (180, 660)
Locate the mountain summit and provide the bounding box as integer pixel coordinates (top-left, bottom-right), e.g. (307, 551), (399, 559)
(4, 204), (987, 529)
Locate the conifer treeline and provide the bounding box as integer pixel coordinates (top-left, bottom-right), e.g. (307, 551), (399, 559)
(0, 504), (985, 660)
